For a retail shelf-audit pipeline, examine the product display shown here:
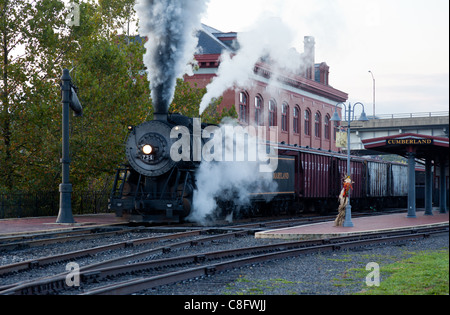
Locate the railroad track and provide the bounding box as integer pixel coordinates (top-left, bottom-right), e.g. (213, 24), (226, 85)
(0, 225), (137, 251)
(0, 214), (341, 255)
(1, 224), (447, 295)
(0, 211), (401, 252)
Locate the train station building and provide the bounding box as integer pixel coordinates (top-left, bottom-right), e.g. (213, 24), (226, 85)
(185, 24), (348, 152)
(362, 134), (449, 217)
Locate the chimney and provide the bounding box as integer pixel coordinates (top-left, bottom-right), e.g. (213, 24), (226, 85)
(304, 36), (315, 80)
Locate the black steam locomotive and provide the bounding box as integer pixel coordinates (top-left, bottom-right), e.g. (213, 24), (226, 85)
(110, 114), (201, 222)
(109, 113), (409, 223)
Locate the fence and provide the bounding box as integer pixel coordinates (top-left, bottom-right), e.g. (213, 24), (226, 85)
(0, 191), (111, 219)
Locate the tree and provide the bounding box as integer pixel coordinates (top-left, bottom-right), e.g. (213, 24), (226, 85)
(58, 0), (152, 192)
(170, 79), (238, 124)
(0, 0), (150, 192)
(0, 0), (75, 191)
(0, 0), (236, 195)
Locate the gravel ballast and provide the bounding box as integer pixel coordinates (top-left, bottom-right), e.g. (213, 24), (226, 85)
(1, 229), (448, 295)
(149, 233), (449, 295)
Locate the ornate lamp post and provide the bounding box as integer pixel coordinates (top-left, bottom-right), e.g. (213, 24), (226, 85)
(330, 102), (369, 227)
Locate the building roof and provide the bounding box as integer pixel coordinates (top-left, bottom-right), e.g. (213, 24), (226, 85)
(194, 24), (348, 103)
(197, 24), (233, 55)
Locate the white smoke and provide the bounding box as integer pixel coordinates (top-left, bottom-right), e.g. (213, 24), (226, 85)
(199, 15), (305, 114)
(187, 120), (279, 225)
(136, 0), (209, 115)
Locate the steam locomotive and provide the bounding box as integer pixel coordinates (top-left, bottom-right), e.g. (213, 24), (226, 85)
(109, 112), (409, 223)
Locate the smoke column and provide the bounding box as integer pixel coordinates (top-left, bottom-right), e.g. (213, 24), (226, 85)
(136, 0), (209, 116)
(199, 15), (304, 114)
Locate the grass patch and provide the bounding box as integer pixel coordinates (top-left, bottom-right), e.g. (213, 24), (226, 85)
(354, 249), (449, 295)
(224, 276), (304, 295)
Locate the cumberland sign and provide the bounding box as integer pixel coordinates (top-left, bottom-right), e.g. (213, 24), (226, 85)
(386, 138), (434, 146)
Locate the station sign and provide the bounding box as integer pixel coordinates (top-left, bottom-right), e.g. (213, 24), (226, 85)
(386, 138), (434, 146)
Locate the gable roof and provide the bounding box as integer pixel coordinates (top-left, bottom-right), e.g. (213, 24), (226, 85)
(197, 24), (233, 55)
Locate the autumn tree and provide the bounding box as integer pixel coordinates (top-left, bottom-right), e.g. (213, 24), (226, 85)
(170, 79), (237, 124)
(0, 0), (76, 191)
(1, 0), (236, 196)
(0, 0), (149, 193)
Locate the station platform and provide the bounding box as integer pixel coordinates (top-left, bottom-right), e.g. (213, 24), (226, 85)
(256, 210), (449, 240)
(0, 213), (122, 236)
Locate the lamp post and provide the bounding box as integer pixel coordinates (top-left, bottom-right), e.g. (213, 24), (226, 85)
(368, 71), (375, 118)
(330, 102), (369, 227)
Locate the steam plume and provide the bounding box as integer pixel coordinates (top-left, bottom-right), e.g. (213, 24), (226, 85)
(136, 0), (209, 115)
(199, 16), (304, 114)
(188, 119), (278, 225)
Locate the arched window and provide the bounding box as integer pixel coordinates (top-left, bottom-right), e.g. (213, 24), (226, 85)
(239, 91), (249, 124)
(293, 106), (300, 134)
(281, 103), (289, 132)
(304, 109), (311, 136)
(324, 114), (331, 140)
(315, 111), (321, 138)
(269, 99), (277, 127)
(255, 95), (264, 126)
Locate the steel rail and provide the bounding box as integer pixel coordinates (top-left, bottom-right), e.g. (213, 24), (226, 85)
(0, 230), (202, 277)
(0, 230), (245, 293)
(0, 228), (138, 252)
(2, 225), (446, 295)
(0, 214), (345, 277)
(83, 227), (448, 295)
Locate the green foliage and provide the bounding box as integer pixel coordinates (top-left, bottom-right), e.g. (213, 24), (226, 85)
(170, 79), (238, 125)
(1, 0), (72, 191)
(0, 0), (237, 195)
(0, 0), (150, 193)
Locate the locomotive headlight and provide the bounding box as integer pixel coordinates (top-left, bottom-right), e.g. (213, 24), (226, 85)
(142, 144), (153, 155)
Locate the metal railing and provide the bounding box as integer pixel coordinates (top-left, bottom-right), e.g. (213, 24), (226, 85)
(344, 111), (449, 122)
(372, 111), (449, 120)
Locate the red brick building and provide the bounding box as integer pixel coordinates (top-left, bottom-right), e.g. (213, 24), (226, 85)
(186, 25), (348, 152)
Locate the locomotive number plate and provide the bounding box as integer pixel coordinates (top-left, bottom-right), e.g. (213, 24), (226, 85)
(141, 155), (155, 161)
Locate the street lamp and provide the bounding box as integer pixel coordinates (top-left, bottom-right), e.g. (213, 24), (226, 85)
(368, 71), (375, 118)
(330, 102), (369, 227)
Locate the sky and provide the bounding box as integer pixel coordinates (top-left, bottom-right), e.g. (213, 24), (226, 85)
(200, 0), (449, 117)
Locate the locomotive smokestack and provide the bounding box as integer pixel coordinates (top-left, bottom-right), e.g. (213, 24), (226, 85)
(154, 112), (168, 121)
(136, 0), (208, 119)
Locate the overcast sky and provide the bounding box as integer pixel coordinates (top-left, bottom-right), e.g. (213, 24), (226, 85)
(201, 0), (449, 116)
